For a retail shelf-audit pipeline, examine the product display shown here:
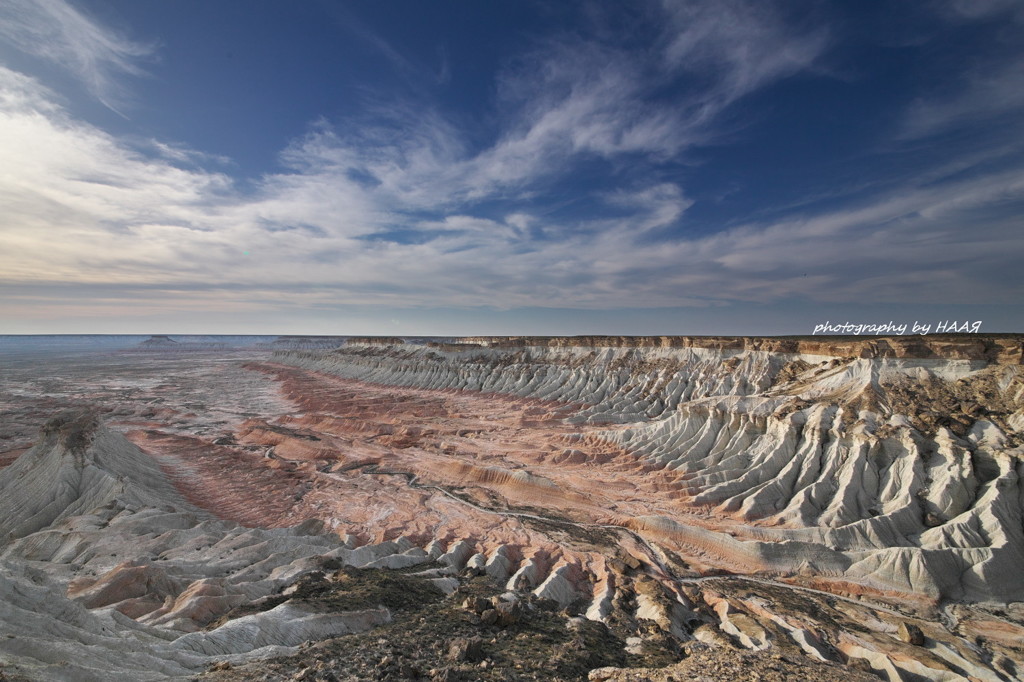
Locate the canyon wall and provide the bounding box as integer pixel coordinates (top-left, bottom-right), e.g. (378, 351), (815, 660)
(278, 337), (1024, 603)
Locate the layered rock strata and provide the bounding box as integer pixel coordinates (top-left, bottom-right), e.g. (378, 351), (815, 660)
(277, 339), (1024, 604)
(2, 336), (1023, 681)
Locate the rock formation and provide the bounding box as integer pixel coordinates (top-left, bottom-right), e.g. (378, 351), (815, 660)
(136, 335), (227, 351)
(253, 337), (349, 351)
(277, 339), (1024, 602)
(1, 335), (1022, 681)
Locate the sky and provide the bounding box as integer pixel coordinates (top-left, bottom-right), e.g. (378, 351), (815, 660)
(1, 0), (1022, 336)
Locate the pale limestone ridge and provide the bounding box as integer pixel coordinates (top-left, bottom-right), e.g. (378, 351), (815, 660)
(280, 344), (787, 424)
(454, 334), (1024, 364)
(279, 342), (1024, 603)
(0, 411), (204, 542)
(0, 414), (400, 679)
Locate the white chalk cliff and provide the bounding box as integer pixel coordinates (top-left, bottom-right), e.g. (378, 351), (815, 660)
(279, 338), (1024, 603)
(0, 413), (392, 680)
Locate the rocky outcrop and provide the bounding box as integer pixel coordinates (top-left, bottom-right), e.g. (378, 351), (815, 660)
(135, 336), (227, 351)
(254, 336), (348, 351)
(455, 334), (1024, 364)
(0, 411), (202, 542)
(277, 340), (1024, 603)
(139, 335), (179, 347)
(0, 415), (429, 679)
(345, 337), (405, 346)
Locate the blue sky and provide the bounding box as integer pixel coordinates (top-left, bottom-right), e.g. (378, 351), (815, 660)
(1, 0), (1022, 335)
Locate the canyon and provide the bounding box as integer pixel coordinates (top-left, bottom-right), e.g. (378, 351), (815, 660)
(1, 335), (1022, 681)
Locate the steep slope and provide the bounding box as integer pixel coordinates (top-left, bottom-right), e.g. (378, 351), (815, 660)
(277, 339), (1024, 604)
(0, 410), (202, 542)
(0, 413), (399, 680)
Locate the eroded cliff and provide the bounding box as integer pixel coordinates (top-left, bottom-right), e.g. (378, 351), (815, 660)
(2, 337), (1023, 681)
(276, 339), (1024, 606)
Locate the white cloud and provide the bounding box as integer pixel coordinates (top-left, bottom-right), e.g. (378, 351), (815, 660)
(414, 1), (829, 201)
(898, 0), (1024, 143)
(605, 184), (694, 233)
(3, 51), (1023, 318)
(935, 0), (1024, 22)
(1, 2), (1022, 327)
(901, 59), (1024, 139)
(661, 0), (828, 108)
(0, 65), (61, 112)
(0, 0), (153, 113)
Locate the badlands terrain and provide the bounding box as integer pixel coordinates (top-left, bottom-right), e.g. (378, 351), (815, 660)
(1, 334), (1023, 681)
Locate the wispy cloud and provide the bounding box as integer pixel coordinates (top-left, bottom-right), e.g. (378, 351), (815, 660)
(897, 0), (1024, 141)
(279, 0), (828, 211)
(462, 1), (826, 198)
(934, 0), (1024, 22)
(1, 1), (1022, 329)
(0, 0), (152, 113)
(3, 56), (1022, 316)
(901, 58), (1024, 140)
(660, 0), (828, 110)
